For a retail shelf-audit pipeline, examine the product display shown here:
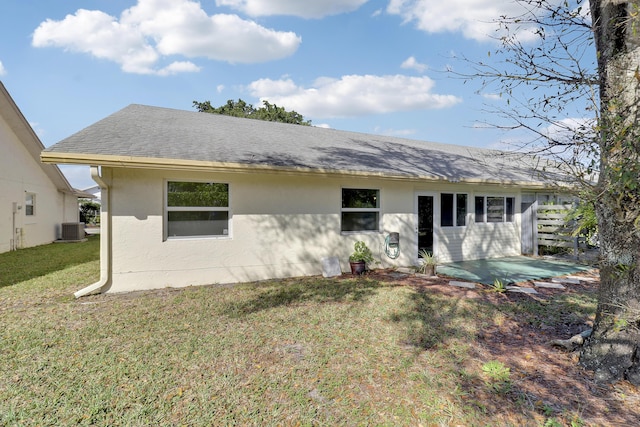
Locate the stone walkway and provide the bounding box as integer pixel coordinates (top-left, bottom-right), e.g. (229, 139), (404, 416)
(392, 265), (598, 295)
(446, 274), (597, 294)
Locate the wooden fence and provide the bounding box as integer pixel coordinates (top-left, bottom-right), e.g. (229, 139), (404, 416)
(536, 204), (582, 255)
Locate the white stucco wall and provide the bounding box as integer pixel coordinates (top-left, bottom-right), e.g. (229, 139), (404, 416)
(100, 167), (525, 293)
(0, 114), (78, 253)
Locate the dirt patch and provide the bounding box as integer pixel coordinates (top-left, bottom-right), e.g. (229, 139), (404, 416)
(349, 268), (640, 426)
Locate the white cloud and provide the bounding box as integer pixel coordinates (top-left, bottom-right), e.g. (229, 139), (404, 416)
(386, 0), (565, 42)
(0, 60), (6, 75)
(374, 126), (416, 137)
(248, 74), (461, 118)
(32, 0), (301, 75)
(156, 61), (202, 76)
(481, 93), (501, 100)
(401, 56), (427, 73)
(215, 0), (368, 18)
(543, 117), (596, 141)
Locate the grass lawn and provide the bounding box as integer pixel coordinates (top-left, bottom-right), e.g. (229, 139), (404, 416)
(0, 238), (637, 426)
(0, 235), (100, 289)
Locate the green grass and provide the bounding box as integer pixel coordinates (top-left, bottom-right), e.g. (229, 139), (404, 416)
(0, 240), (630, 426)
(0, 235), (99, 288)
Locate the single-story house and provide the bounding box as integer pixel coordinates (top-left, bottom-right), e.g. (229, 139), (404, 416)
(41, 104), (568, 296)
(0, 82), (83, 254)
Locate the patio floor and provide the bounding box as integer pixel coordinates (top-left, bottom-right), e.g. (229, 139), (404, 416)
(436, 256), (594, 285)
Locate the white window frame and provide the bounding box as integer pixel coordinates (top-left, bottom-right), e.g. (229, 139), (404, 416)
(440, 193), (468, 227)
(340, 188), (381, 233)
(164, 180), (231, 240)
(474, 195), (516, 223)
(25, 192), (35, 216)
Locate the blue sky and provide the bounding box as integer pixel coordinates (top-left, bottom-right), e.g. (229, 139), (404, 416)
(0, 0), (588, 189)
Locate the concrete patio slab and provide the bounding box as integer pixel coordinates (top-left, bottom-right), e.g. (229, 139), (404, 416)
(437, 256), (593, 285)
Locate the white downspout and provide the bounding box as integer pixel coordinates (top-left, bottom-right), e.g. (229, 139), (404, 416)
(74, 166), (111, 298)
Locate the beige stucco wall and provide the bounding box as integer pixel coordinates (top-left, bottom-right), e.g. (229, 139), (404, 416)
(100, 167), (524, 293)
(0, 114), (78, 253)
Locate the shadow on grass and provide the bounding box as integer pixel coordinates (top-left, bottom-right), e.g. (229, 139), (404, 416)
(391, 284), (637, 425)
(0, 236), (100, 289)
(222, 276), (386, 316)
(388, 289), (559, 422)
(390, 287), (480, 350)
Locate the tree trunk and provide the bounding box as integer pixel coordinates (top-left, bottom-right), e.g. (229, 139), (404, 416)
(579, 0), (640, 385)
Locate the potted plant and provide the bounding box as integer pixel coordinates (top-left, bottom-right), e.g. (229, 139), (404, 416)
(349, 241), (375, 275)
(417, 249), (437, 276)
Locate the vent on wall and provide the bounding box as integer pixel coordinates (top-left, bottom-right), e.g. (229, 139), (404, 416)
(61, 222), (85, 241)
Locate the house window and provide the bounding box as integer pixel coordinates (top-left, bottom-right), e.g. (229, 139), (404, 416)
(457, 194), (467, 226)
(475, 196), (515, 223)
(166, 181), (229, 238)
(441, 193), (467, 227)
(441, 194), (454, 226)
(25, 193), (35, 216)
(341, 188), (379, 232)
(506, 197), (515, 222)
(487, 197), (504, 223)
(475, 196), (485, 223)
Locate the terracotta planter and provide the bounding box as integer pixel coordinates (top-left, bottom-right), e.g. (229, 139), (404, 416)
(349, 261), (366, 275)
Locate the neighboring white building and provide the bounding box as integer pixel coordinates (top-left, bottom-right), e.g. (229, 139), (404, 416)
(81, 185), (101, 204)
(0, 82), (81, 253)
(42, 104), (569, 296)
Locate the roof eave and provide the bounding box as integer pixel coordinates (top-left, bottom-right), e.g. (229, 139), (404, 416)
(40, 151), (555, 189)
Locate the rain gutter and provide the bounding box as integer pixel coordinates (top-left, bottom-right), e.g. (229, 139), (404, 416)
(74, 166), (111, 298)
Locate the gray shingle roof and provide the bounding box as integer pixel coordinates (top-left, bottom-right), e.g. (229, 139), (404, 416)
(43, 104), (555, 185)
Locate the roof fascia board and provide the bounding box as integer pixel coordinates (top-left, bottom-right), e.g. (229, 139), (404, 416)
(40, 151), (554, 189)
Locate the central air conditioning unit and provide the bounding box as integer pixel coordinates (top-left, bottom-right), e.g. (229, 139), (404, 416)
(61, 222), (85, 241)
